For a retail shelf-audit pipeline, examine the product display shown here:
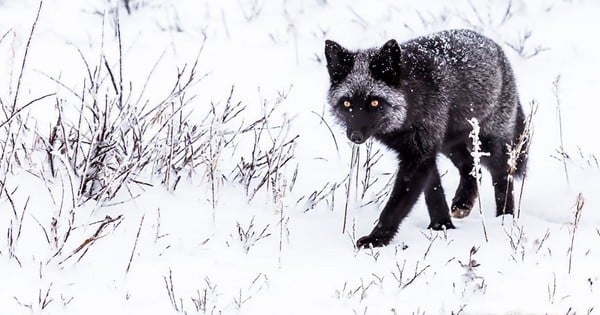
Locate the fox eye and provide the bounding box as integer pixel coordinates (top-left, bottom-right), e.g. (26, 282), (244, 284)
(343, 100), (351, 108)
(370, 99), (379, 108)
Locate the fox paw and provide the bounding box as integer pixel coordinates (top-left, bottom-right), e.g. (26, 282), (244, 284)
(356, 234), (391, 248)
(451, 204), (472, 218)
(427, 220), (456, 230)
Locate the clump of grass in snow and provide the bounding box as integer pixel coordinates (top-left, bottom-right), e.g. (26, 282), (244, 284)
(38, 13), (299, 211)
(458, 246), (486, 297)
(232, 86), (299, 204)
(41, 9), (209, 206)
(505, 29), (549, 59)
(163, 268), (267, 313)
(0, 6), (301, 312)
(455, 0), (515, 32)
(226, 217), (272, 254)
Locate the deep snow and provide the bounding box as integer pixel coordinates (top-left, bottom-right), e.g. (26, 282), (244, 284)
(1, 0), (599, 314)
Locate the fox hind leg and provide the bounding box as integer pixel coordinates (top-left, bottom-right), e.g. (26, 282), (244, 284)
(481, 135), (515, 216)
(447, 142), (478, 218)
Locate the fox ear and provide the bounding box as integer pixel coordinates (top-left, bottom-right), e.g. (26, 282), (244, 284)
(381, 39), (401, 59)
(370, 39), (401, 85)
(325, 40), (355, 84)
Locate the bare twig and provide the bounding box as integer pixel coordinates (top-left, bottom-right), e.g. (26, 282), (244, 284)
(11, 0), (44, 113)
(402, 262), (431, 289)
(311, 110), (339, 153)
(548, 272), (557, 304)
(59, 215), (123, 265)
(553, 75), (570, 186)
(163, 269), (182, 312)
(505, 30), (549, 59)
(126, 214), (145, 273)
(343, 144), (359, 234)
(0, 93), (54, 129)
(568, 193), (584, 274)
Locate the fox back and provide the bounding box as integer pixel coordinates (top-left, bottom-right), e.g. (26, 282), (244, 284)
(326, 29), (521, 151)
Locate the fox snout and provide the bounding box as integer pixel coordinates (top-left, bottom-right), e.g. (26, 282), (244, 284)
(347, 129), (369, 144)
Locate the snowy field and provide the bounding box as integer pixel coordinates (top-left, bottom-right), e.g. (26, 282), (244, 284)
(0, 0), (599, 314)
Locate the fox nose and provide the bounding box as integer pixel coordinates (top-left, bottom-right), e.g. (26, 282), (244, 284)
(349, 131), (366, 144)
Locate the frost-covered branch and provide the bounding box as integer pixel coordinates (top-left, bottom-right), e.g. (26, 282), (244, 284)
(468, 117), (490, 242)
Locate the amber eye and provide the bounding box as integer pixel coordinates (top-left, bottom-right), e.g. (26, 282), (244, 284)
(343, 100), (351, 108)
(370, 99), (379, 107)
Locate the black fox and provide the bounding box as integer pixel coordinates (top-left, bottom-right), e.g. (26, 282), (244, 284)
(324, 29), (527, 248)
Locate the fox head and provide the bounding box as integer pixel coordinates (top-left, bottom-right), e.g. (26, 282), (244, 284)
(325, 39), (407, 144)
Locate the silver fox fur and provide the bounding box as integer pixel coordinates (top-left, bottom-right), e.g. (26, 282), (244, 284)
(325, 29), (527, 248)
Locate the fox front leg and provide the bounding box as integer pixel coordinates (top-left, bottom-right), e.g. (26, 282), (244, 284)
(356, 157), (437, 248)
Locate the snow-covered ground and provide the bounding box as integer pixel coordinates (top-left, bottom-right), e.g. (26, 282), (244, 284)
(1, 0), (599, 314)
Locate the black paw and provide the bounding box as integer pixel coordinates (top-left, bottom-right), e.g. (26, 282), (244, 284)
(451, 187), (477, 218)
(451, 204), (473, 219)
(427, 220), (455, 230)
(496, 210), (514, 217)
(356, 234), (392, 248)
